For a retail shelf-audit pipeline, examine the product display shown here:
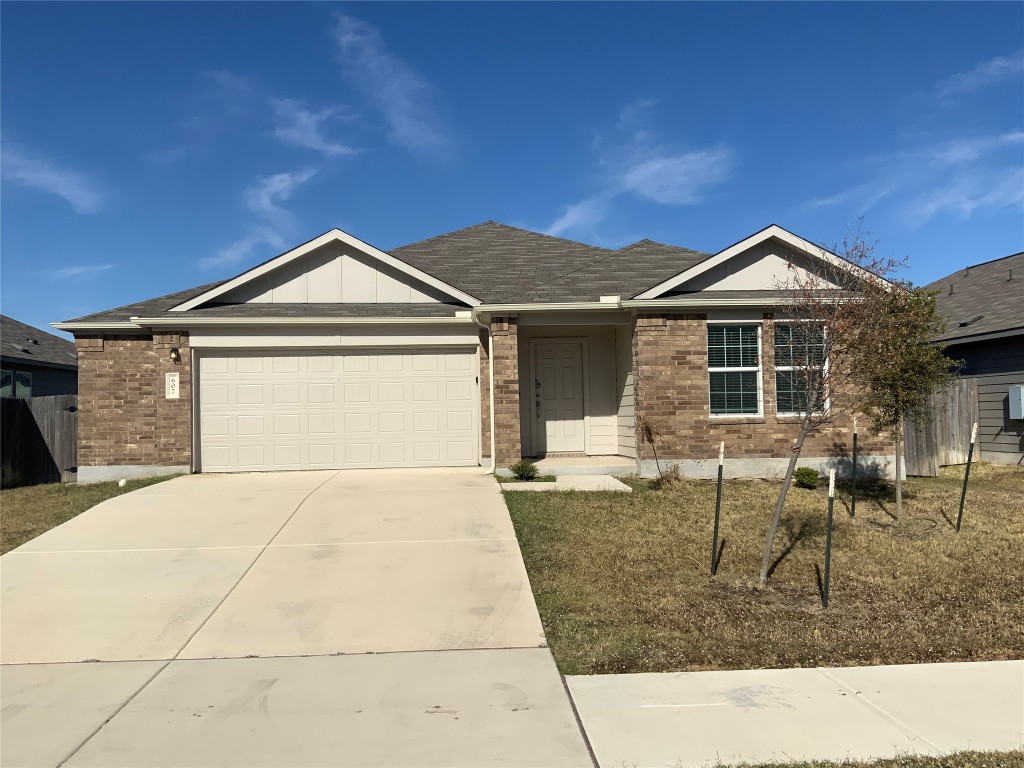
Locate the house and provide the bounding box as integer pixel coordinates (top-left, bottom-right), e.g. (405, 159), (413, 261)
(1, 314), (78, 398)
(923, 252), (1024, 466)
(53, 222), (894, 482)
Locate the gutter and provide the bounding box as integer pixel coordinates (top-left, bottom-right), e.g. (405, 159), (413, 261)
(54, 315), (477, 331)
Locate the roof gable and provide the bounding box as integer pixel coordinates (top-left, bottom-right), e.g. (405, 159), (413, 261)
(171, 229), (480, 312)
(635, 224), (881, 299)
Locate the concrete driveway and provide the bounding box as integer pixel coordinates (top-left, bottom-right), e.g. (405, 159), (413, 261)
(1, 469), (593, 768)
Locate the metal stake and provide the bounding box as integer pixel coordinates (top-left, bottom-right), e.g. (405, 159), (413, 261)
(956, 422), (978, 532)
(823, 469), (836, 609)
(711, 441), (724, 576)
(851, 417), (858, 518)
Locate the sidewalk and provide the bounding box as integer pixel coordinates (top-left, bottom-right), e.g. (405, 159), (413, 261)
(567, 660), (1023, 767)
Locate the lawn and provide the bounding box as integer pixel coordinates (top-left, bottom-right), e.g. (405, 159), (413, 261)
(1, 476), (175, 554)
(737, 752), (1023, 768)
(505, 463), (1024, 675)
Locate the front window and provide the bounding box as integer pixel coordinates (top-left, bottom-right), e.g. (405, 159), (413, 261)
(16, 371), (32, 397)
(707, 324), (761, 416)
(0, 369), (12, 398)
(774, 323), (826, 415)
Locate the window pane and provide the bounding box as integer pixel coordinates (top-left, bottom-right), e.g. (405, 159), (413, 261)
(776, 369), (824, 414)
(0, 369), (12, 398)
(708, 324), (759, 368)
(775, 323), (825, 368)
(709, 371), (759, 415)
(15, 371), (32, 398)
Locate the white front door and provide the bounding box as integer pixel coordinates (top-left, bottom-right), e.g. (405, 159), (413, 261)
(533, 341), (585, 454)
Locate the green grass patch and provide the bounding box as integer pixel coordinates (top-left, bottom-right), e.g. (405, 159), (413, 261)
(496, 474), (559, 483)
(731, 751), (1023, 768)
(1, 476), (177, 554)
(505, 463), (1024, 675)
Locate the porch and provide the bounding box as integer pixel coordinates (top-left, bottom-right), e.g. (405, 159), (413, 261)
(488, 313), (638, 470)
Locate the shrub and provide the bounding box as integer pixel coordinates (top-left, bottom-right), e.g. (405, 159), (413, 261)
(650, 463), (683, 491)
(509, 460), (539, 481)
(794, 466), (820, 489)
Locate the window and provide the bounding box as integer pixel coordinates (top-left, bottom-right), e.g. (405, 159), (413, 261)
(16, 371), (32, 398)
(1, 369), (32, 398)
(708, 324), (761, 416)
(774, 323), (826, 415)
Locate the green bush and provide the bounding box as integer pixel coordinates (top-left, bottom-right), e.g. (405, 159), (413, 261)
(794, 467), (820, 489)
(509, 460), (539, 481)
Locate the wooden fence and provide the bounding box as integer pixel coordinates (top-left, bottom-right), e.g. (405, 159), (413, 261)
(1, 395), (78, 488)
(903, 379), (978, 477)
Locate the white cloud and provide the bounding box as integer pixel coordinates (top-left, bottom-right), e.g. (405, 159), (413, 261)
(202, 167), (317, 271)
(936, 49), (1024, 97)
(546, 195), (612, 238)
(270, 99), (357, 157)
(49, 264), (115, 279)
(333, 14), (449, 157)
(620, 147), (735, 205)
(545, 108), (735, 237)
(242, 167), (318, 224)
(807, 129), (1023, 226)
(200, 227), (285, 271)
(1, 147), (104, 213)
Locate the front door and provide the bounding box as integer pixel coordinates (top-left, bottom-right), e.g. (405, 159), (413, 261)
(533, 341), (585, 454)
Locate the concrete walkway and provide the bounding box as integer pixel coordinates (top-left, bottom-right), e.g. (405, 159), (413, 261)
(568, 660), (1024, 767)
(1, 469), (593, 768)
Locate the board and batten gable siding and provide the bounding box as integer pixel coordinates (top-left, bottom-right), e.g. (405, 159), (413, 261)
(217, 242), (450, 304)
(668, 242), (843, 294)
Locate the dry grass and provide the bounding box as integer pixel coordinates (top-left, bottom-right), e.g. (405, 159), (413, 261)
(505, 463), (1024, 675)
(730, 751), (1023, 768)
(1, 476), (176, 554)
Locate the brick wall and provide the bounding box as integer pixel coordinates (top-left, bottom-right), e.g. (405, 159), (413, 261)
(76, 333), (192, 468)
(479, 328), (491, 459)
(633, 313), (890, 463)
(490, 317), (521, 466)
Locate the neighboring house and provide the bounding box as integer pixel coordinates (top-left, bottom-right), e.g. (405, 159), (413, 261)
(924, 252), (1024, 466)
(54, 222), (894, 482)
(1, 314), (78, 398)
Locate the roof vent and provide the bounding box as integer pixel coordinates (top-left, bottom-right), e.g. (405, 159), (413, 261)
(1009, 268), (1014, 281)
(958, 314), (984, 328)
(28, 338), (39, 344)
(949, 283), (954, 295)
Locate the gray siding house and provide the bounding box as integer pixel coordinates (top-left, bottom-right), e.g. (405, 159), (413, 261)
(924, 252), (1024, 466)
(0, 315), (78, 398)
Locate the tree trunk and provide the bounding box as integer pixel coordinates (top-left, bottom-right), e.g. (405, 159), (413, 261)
(758, 417), (812, 588)
(894, 432), (903, 521)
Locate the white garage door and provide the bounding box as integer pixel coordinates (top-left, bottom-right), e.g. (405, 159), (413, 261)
(198, 350), (478, 472)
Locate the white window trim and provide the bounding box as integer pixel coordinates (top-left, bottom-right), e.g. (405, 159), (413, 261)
(773, 321), (830, 417)
(707, 321), (763, 418)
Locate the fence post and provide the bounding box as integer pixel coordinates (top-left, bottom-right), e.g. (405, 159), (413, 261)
(851, 416), (858, 518)
(822, 469), (836, 609)
(711, 441), (724, 576)
(956, 422), (978, 532)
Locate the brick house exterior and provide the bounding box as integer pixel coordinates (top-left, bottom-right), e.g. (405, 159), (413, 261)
(56, 223), (897, 481)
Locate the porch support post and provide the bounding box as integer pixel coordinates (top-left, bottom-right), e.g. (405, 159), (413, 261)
(490, 316), (522, 468)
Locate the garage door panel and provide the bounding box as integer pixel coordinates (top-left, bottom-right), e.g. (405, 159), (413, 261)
(199, 351), (478, 472)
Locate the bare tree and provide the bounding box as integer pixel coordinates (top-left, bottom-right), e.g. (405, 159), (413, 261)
(757, 225), (903, 588)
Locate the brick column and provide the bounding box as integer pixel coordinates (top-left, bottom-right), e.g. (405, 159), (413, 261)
(478, 329), (492, 459)
(490, 316), (521, 467)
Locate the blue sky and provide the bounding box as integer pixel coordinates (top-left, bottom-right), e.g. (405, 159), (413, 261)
(2, 2), (1022, 335)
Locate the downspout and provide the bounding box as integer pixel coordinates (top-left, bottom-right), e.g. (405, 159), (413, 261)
(473, 310), (497, 472)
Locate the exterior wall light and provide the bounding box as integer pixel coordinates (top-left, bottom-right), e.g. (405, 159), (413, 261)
(169, 347), (181, 363)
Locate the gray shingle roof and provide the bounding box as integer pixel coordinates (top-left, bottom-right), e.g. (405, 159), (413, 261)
(65, 281), (227, 323)
(62, 222), (711, 323)
(1, 315), (77, 369)
(923, 252), (1024, 343)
